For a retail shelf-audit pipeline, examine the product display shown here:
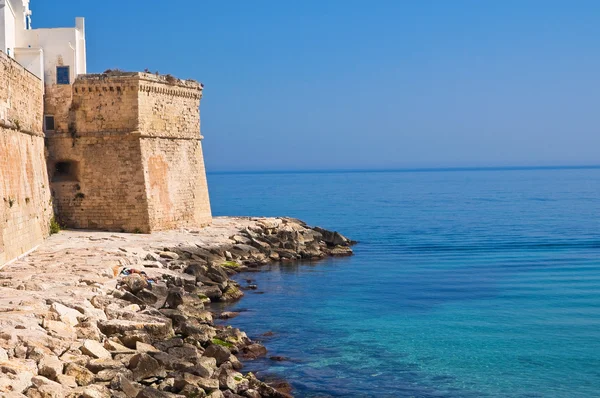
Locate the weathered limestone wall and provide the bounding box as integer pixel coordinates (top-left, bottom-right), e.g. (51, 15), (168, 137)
(46, 134), (150, 233)
(0, 51), (43, 133)
(141, 137), (212, 230)
(137, 75), (202, 139)
(43, 84), (73, 133)
(137, 73), (211, 229)
(0, 52), (52, 265)
(70, 75), (140, 134)
(46, 72), (212, 233)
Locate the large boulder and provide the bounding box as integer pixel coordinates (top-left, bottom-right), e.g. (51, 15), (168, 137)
(202, 344), (231, 366)
(121, 274), (149, 294)
(64, 363), (95, 386)
(173, 373), (219, 392)
(240, 344), (267, 360)
(81, 340), (112, 359)
(98, 317), (173, 340)
(128, 353), (166, 381)
(49, 303), (82, 327)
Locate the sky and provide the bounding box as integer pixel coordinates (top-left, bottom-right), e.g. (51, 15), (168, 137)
(33, 1), (600, 172)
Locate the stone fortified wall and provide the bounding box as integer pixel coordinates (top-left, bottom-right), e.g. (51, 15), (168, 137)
(0, 51), (52, 265)
(45, 72), (212, 233)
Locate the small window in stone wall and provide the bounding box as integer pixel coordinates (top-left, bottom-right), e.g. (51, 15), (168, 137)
(57, 66), (70, 85)
(52, 161), (80, 182)
(44, 116), (55, 131)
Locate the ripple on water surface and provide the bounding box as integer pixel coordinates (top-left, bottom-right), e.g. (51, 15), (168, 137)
(209, 168), (600, 397)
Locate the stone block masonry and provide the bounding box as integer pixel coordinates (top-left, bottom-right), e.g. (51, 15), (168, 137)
(0, 51), (52, 265)
(45, 72), (212, 233)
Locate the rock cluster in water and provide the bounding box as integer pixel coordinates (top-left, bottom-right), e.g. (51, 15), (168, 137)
(0, 217), (354, 397)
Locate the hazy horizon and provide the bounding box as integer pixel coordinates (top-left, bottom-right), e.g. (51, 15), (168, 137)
(36, 1), (600, 172)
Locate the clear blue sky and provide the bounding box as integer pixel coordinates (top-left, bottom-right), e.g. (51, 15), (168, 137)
(34, 1), (600, 172)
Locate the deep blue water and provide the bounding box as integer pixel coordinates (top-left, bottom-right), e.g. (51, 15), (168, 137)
(207, 168), (600, 397)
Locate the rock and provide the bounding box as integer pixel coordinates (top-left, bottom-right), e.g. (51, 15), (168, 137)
(218, 368), (246, 393)
(37, 355), (63, 380)
(206, 266), (228, 284)
(313, 227), (350, 246)
(146, 283), (169, 308)
(110, 374), (142, 398)
(328, 245), (353, 256)
(136, 387), (185, 397)
(219, 312), (240, 320)
(243, 389), (261, 398)
(203, 344), (231, 366)
(120, 331), (153, 349)
(197, 285), (222, 301)
(81, 339), (112, 359)
(179, 322), (216, 344)
(165, 287), (184, 308)
(64, 363), (95, 386)
(122, 274), (149, 294)
(229, 355), (243, 371)
(112, 290), (146, 306)
(216, 327), (251, 348)
(0, 347), (8, 361)
(135, 289), (158, 306)
(56, 374), (77, 389)
(76, 319), (102, 340)
(231, 235), (251, 245)
(95, 368), (132, 382)
(151, 352), (193, 372)
(60, 351), (89, 367)
(80, 384), (111, 398)
(98, 318), (173, 340)
(181, 356), (216, 379)
(104, 340), (135, 353)
(269, 356), (289, 362)
(49, 303), (82, 327)
(135, 342), (160, 353)
(159, 251), (179, 260)
(144, 253), (161, 262)
(29, 376), (64, 397)
(183, 263), (207, 278)
(173, 373), (219, 392)
(86, 358), (123, 373)
(128, 353), (166, 381)
(42, 320), (77, 340)
(167, 344), (202, 363)
(241, 344), (267, 360)
(178, 384), (207, 397)
(221, 285), (244, 302)
(208, 391), (225, 398)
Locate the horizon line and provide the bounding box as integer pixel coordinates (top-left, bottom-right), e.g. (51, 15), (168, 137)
(207, 164), (600, 175)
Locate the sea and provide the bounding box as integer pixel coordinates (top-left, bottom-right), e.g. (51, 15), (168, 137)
(207, 167), (600, 398)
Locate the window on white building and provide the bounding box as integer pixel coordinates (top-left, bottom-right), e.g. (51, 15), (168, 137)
(56, 66), (70, 85)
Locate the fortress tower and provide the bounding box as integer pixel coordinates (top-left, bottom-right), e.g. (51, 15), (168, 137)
(45, 73), (212, 233)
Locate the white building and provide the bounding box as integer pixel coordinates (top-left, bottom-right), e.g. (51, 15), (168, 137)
(0, 0), (86, 85)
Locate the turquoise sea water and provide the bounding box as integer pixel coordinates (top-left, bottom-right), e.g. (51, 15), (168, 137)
(208, 168), (600, 397)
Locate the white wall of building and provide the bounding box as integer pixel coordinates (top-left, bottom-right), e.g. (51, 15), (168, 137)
(0, 0), (17, 57)
(0, 0), (86, 85)
(14, 46), (42, 81)
(20, 27), (80, 84)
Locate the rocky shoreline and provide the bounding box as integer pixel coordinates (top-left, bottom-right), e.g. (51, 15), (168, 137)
(0, 217), (354, 397)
